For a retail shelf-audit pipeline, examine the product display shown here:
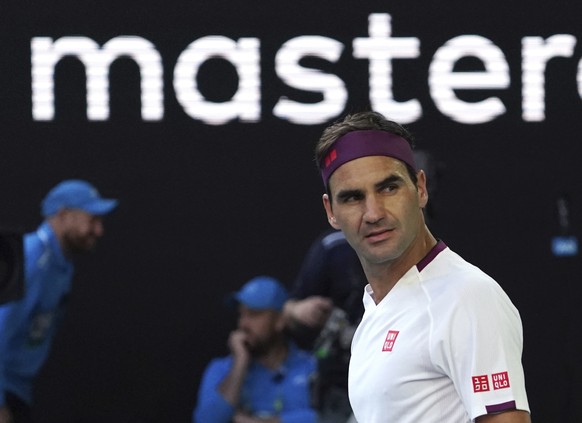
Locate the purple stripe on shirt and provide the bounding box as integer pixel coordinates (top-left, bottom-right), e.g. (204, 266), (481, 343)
(485, 400), (517, 413)
(416, 240), (447, 272)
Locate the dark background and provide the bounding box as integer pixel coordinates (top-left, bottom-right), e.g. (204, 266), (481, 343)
(1, 1), (581, 421)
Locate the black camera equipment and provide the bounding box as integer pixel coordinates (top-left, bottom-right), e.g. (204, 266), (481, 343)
(0, 229), (25, 305)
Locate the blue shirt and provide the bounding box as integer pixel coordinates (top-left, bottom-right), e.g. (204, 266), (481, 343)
(193, 343), (317, 423)
(0, 222), (73, 406)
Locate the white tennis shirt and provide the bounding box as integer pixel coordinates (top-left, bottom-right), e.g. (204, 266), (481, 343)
(348, 242), (530, 422)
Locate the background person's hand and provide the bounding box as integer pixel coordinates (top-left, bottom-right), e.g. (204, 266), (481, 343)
(285, 296), (333, 329)
(228, 329), (251, 364)
(233, 410), (278, 423)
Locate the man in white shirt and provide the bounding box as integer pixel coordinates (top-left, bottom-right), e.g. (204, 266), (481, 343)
(314, 110), (531, 423)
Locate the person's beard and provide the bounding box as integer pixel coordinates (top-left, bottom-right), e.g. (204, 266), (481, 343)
(62, 232), (97, 255)
(246, 335), (270, 358)
(246, 331), (282, 359)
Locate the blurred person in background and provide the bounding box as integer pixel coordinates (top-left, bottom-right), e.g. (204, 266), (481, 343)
(193, 276), (317, 423)
(0, 179), (118, 423)
(284, 229), (364, 423)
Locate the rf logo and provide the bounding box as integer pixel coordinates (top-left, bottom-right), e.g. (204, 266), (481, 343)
(324, 149), (337, 167)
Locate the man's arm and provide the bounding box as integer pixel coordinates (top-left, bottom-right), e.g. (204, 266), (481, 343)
(283, 297), (333, 329)
(476, 410), (531, 422)
(218, 330), (250, 405)
(192, 357), (240, 423)
(233, 412), (278, 423)
(192, 330), (251, 423)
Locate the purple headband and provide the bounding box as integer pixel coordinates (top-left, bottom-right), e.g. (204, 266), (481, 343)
(320, 130), (416, 188)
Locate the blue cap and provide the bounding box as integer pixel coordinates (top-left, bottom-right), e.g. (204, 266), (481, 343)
(232, 276), (289, 311)
(41, 179), (118, 217)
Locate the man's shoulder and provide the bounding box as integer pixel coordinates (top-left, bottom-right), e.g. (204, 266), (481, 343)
(23, 223), (52, 253)
(420, 248), (504, 302)
(23, 228), (49, 267)
(208, 354), (233, 366)
(320, 230), (347, 249)
(423, 247), (492, 282)
(203, 354), (234, 375)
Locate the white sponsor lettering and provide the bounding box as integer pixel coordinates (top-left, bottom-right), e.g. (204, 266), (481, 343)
(30, 14), (581, 125)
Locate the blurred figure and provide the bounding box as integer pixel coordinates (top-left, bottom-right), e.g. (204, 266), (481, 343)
(0, 179), (118, 423)
(193, 276), (317, 423)
(284, 230), (365, 423)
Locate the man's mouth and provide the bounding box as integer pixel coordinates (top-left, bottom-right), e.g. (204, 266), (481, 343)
(365, 228), (393, 242)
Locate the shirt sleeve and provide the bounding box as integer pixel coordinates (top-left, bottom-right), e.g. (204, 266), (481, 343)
(432, 275), (530, 420)
(192, 358), (235, 423)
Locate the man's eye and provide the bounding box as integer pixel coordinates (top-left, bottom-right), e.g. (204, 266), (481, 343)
(341, 194), (361, 203)
(382, 184), (398, 193)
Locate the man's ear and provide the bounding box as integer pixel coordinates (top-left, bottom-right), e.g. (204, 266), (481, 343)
(416, 170), (429, 209)
(323, 194), (340, 230)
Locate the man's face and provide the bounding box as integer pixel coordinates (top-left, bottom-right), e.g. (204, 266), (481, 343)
(323, 156), (428, 268)
(60, 209), (104, 253)
(237, 305), (282, 356)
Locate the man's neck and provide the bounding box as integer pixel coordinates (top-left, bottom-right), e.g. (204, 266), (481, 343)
(364, 227), (437, 304)
(256, 339), (289, 371)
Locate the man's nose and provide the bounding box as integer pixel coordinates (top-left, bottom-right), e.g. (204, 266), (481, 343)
(93, 219), (104, 237)
(363, 194), (384, 224)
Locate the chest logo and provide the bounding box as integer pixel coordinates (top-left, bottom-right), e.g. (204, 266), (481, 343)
(382, 330), (399, 352)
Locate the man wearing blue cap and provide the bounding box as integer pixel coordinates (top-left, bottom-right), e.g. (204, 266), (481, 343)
(0, 179), (118, 423)
(193, 276), (317, 423)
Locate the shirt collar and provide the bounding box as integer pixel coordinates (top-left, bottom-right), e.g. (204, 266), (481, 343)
(37, 221), (72, 268)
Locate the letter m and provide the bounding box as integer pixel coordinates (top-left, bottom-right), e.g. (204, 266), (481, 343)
(31, 36), (164, 121)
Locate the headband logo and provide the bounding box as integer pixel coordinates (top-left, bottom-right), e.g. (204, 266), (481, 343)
(324, 149), (337, 168)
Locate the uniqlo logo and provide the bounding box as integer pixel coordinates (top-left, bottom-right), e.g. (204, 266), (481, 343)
(382, 330), (399, 352)
(472, 375), (490, 393)
(492, 371), (510, 390)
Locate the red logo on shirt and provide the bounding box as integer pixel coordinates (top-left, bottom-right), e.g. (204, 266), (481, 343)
(382, 330), (399, 352)
(492, 372), (510, 390)
(472, 375), (490, 392)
